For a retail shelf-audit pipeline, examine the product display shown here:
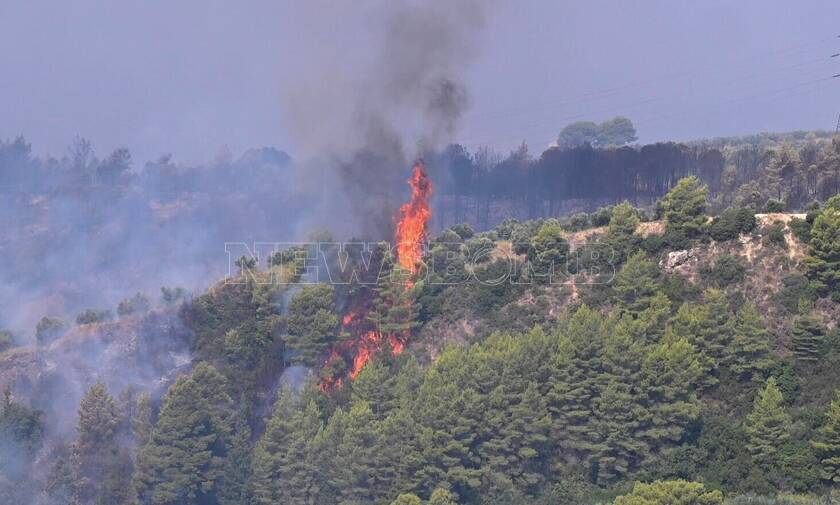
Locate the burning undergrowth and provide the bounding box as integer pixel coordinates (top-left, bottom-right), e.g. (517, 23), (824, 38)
(321, 160), (433, 390)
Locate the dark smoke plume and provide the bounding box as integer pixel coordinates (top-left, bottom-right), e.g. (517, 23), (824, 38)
(284, 0), (489, 239)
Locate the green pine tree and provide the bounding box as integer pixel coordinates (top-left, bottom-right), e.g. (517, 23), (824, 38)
(606, 201), (641, 261)
(613, 480), (723, 505)
(134, 364), (233, 505)
(333, 401), (388, 504)
(251, 390), (323, 505)
(412, 367), (483, 497)
(375, 408), (424, 498)
(662, 176), (709, 238)
(727, 302), (771, 379)
(812, 388), (840, 484)
(478, 382), (550, 495)
(791, 312), (824, 362)
(745, 377), (791, 470)
(805, 195), (840, 299)
(133, 391), (153, 448)
(527, 219), (570, 283)
(219, 408), (252, 505)
(351, 358), (398, 420)
(0, 388), (45, 504)
(640, 339), (705, 458)
(429, 488), (459, 505)
(591, 324), (649, 484)
(546, 305), (610, 482)
(284, 283), (339, 367)
(71, 381), (132, 505)
(665, 289), (731, 386)
(613, 252), (663, 318)
(391, 493), (423, 505)
(369, 266), (421, 338)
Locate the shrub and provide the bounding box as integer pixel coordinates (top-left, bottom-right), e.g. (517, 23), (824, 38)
(764, 199), (785, 213)
(469, 259), (526, 316)
(613, 480), (723, 505)
(117, 293), (151, 317)
(701, 254), (746, 287)
(494, 218), (518, 240)
(774, 273), (817, 313)
(709, 207), (757, 241)
(0, 330), (13, 353)
(35, 316), (67, 345)
(160, 286), (188, 305)
(528, 220), (570, 282)
(433, 229), (463, 246)
(763, 222), (787, 247)
(725, 495), (823, 505)
(788, 218), (811, 243)
(661, 227), (692, 250)
(465, 235), (495, 264)
(511, 220), (542, 255)
(764, 359), (800, 403)
(591, 206), (613, 227)
(568, 212), (590, 231)
(75, 309), (113, 325)
(449, 223), (474, 240)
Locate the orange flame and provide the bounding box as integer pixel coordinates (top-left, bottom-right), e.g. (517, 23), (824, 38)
(395, 160), (433, 275)
(320, 161), (431, 391)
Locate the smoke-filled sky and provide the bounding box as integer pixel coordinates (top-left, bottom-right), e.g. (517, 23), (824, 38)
(1, 0), (839, 163)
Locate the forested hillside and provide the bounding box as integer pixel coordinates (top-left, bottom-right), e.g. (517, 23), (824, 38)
(3, 127), (840, 336)
(3, 159), (840, 504)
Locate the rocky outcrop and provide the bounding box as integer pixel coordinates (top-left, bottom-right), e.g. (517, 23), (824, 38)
(661, 249), (695, 270)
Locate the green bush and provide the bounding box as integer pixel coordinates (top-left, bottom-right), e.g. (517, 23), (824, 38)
(449, 223), (474, 240)
(465, 236), (495, 264)
(591, 206), (613, 227)
(725, 495), (823, 505)
(701, 254), (747, 287)
(511, 220), (542, 255)
(495, 218), (518, 240)
(709, 207), (757, 241)
(764, 359), (800, 403)
(764, 199), (785, 213)
(35, 316), (67, 345)
(788, 218), (811, 243)
(75, 309), (113, 325)
(773, 273), (817, 313)
(613, 480), (723, 505)
(763, 222), (787, 247)
(160, 286), (188, 305)
(567, 212), (590, 231)
(117, 293), (151, 317)
(0, 330), (13, 353)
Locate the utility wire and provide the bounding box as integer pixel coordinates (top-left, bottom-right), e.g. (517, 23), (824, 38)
(458, 36), (840, 148)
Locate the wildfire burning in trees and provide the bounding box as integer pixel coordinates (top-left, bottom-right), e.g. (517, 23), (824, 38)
(396, 161), (433, 277)
(321, 161), (433, 391)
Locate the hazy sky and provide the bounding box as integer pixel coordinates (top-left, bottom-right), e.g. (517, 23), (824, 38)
(1, 0), (839, 164)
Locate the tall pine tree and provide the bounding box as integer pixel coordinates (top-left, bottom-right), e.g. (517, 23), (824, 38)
(71, 381), (132, 505)
(746, 377), (791, 470)
(812, 388), (840, 484)
(727, 302), (771, 379)
(251, 390), (323, 505)
(134, 364), (233, 505)
(791, 311), (824, 362)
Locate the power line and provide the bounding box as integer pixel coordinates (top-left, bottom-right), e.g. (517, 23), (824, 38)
(463, 35), (837, 124)
(834, 36), (840, 133)
(459, 39), (840, 148)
